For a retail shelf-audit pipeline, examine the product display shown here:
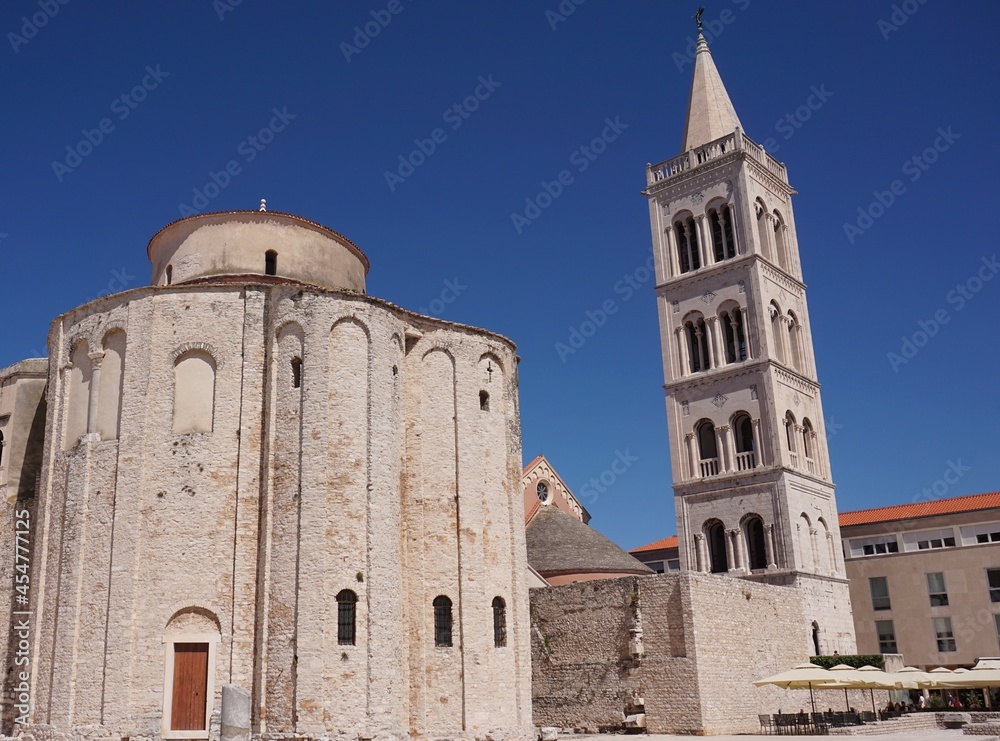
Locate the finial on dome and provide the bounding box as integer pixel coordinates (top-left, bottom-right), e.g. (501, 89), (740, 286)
(694, 6), (705, 31)
(259, 198), (267, 212)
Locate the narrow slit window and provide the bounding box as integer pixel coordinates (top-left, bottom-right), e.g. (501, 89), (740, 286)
(433, 595), (453, 647)
(166, 265), (173, 285)
(337, 589), (357, 646)
(479, 390), (489, 411)
(492, 596), (507, 647)
(265, 250), (277, 276)
(291, 357), (302, 389)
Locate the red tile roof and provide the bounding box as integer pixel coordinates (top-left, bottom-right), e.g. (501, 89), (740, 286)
(839, 491), (1000, 527)
(630, 535), (679, 553)
(522, 454), (544, 474)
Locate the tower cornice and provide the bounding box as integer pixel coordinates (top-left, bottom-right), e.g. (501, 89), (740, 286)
(663, 358), (820, 394)
(654, 253), (805, 293)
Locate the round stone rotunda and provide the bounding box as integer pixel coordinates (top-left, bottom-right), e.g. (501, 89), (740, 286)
(26, 210), (533, 741)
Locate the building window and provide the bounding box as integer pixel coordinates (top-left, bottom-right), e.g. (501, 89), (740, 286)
(995, 614), (1000, 650)
(869, 576), (891, 611)
(666, 557), (680, 572)
(337, 590), (357, 646)
(492, 596), (507, 648)
(291, 357), (302, 389)
(172, 350), (216, 434)
(675, 216), (701, 274)
(927, 572), (949, 607)
(961, 522), (1000, 545)
(0, 429), (4, 469)
(903, 528), (957, 552)
(987, 569), (1000, 603)
(536, 481), (549, 503)
(265, 250), (277, 276)
(706, 520), (728, 574)
(745, 516), (767, 570)
(696, 419), (718, 477)
(848, 536), (899, 558)
(934, 617), (957, 653)
(433, 595), (453, 647)
(479, 390), (490, 411)
(166, 265), (173, 285)
(876, 620), (897, 653)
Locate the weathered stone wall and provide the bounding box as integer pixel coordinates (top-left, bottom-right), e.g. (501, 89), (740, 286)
(27, 280), (533, 741)
(530, 572), (816, 735)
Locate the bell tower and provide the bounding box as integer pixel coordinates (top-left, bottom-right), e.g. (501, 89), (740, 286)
(643, 25), (856, 654)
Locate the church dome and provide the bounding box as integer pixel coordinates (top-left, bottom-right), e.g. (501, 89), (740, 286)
(147, 209), (369, 293)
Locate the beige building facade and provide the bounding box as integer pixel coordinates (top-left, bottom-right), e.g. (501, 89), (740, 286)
(2, 209), (534, 740)
(843, 492), (1000, 669)
(643, 28), (855, 655)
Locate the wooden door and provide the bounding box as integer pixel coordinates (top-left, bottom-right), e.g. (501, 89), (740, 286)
(171, 643), (209, 730)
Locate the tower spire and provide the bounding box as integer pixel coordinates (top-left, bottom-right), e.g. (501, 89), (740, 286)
(679, 23), (743, 153)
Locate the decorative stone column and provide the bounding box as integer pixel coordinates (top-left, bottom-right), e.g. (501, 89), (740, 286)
(86, 350), (105, 437)
(739, 306), (753, 359)
(714, 426), (726, 474)
(664, 225), (678, 278)
(724, 528), (735, 572)
(764, 523), (777, 569)
(751, 418), (764, 467)
(709, 315), (726, 366)
(695, 214), (711, 267)
(684, 220), (697, 272)
(675, 326), (690, 377)
(693, 533), (705, 573)
(685, 433), (697, 480)
(694, 326), (707, 371)
(721, 424), (736, 473)
(732, 527), (748, 573)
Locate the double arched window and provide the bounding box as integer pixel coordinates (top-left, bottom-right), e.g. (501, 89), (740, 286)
(674, 215), (701, 274)
(708, 203), (736, 262)
(744, 515), (768, 571)
(732, 412), (755, 471)
(719, 306), (747, 364)
(705, 520), (728, 573)
(684, 315), (711, 373)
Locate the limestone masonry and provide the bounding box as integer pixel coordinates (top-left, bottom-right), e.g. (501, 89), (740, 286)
(0, 210), (534, 740)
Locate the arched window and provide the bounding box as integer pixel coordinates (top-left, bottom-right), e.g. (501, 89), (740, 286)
(798, 513), (813, 571)
(337, 589), (357, 645)
(173, 350), (216, 434)
(433, 595), (453, 647)
(773, 211), (789, 270)
(479, 390), (490, 411)
(696, 419), (718, 477)
(755, 200), (771, 260)
(802, 418), (816, 473)
(706, 520), (728, 573)
(492, 596), (507, 647)
(97, 330), (126, 440)
(674, 216), (700, 274)
(811, 621), (821, 656)
(785, 411), (797, 466)
(291, 357), (302, 389)
(265, 250), (277, 276)
(745, 516), (768, 570)
(787, 311), (803, 371)
(769, 302), (786, 365)
(685, 317), (711, 372)
(732, 412), (755, 470)
(709, 204), (736, 262)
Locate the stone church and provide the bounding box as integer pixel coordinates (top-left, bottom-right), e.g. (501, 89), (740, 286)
(0, 209), (534, 740)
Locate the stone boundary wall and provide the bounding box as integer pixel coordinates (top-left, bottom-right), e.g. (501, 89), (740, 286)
(530, 572), (816, 735)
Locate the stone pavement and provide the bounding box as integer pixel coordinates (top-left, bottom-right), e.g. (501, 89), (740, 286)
(569, 732), (994, 740)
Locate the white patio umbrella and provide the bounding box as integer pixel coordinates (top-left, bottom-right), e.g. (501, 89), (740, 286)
(854, 664), (898, 712)
(817, 664), (865, 710)
(939, 664), (1000, 689)
(753, 662), (835, 712)
(890, 666), (934, 690)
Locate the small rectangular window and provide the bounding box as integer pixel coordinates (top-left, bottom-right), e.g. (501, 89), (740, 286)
(876, 620), (897, 654)
(927, 572), (949, 607)
(934, 617), (956, 652)
(870, 576), (891, 611)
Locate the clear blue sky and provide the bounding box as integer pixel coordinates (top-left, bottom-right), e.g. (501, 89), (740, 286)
(2, 1), (998, 551)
